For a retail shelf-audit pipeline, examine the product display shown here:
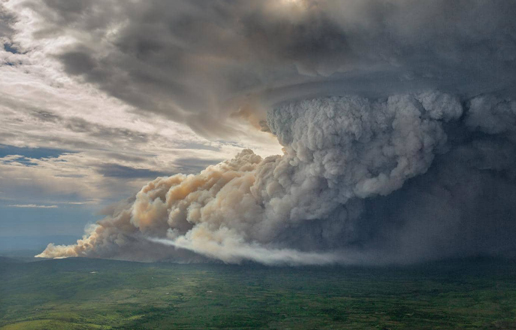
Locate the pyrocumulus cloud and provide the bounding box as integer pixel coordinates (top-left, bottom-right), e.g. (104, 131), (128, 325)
(20, 0), (516, 264)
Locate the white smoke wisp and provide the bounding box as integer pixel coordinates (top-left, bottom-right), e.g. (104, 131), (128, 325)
(38, 90), (516, 265)
(149, 238), (345, 266)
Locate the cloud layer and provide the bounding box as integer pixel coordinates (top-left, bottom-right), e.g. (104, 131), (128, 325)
(5, 0), (516, 136)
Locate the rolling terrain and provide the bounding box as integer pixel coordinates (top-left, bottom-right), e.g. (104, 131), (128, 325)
(1, 257), (516, 329)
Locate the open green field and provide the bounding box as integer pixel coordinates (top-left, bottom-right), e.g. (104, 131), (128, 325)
(1, 257), (516, 329)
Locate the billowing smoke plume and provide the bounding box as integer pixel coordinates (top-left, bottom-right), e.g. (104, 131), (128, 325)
(38, 92), (516, 264)
(11, 0), (513, 264)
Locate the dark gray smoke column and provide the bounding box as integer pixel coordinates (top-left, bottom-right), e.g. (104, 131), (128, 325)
(264, 93), (516, 263)
(27, 0), (516, 264)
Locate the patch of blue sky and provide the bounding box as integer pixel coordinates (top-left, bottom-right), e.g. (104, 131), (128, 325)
(3, 43), (18, 54)
(0, 144), (74, 160)
(1, 155), (38, 166)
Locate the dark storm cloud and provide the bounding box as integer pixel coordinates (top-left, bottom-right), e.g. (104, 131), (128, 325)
(21, 0), (516, 136)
